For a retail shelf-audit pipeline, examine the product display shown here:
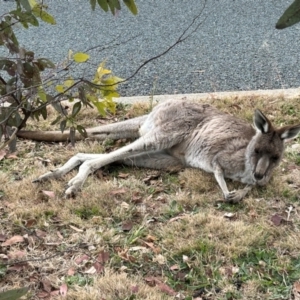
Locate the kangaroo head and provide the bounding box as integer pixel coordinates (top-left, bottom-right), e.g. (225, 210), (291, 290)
(247, 109), (300, 186)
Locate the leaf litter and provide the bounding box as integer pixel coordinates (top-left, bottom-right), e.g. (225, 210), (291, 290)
(1, 96), (300, 299)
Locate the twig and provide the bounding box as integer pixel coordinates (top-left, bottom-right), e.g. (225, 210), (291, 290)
(85, 33), (141, 53)
(83, 0), (208, 88)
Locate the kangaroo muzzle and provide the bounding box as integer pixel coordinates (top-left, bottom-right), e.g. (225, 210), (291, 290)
(254, 156), (270, 181)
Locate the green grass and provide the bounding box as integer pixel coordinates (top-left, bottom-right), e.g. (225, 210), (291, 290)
(0, 96), (300, 299)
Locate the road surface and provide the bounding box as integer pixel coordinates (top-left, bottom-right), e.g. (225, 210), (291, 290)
(1, 0), (300, 96)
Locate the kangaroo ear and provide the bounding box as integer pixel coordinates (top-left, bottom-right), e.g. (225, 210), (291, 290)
(279, 124), (300, 141)
(254, 109), (272, 134)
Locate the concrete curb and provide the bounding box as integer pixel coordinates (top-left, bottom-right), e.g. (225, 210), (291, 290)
(115, 88), (300, 104)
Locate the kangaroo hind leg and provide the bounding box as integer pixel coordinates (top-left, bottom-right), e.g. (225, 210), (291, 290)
(122, 151), (184, 172)
(65, 128), (186, 196)
(33, 116), (148, 183)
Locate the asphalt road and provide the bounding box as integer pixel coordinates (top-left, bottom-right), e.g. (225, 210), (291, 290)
(1, 0), (300, 97)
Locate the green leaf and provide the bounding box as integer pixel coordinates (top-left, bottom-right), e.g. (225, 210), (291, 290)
(95, 62), (111, 80)
(1, 22), (19, 53)
(71, 102), (82, 118)
(101, 76), (122, 91)
(97, 0), (109, 12)
(22, 11), (39, 26)
(0, 107), (13, 123)
(90, 0), (96, 10)
(113, 0), (121, 10)
(39, 11), (56, 25)
(23, 62), (34, 76)
(123, 0), (138, 15)
(77, 125), (88, 138)
(37, 58), (55, 69)
(107, 0), (121, 14)
(0, 287), (29, 300)
(55, 85), (65, 93)
(0, 60), (17, 76)
(40, 106), (47, 120)
(10, 10), (39, 28)
(92, 101), (106, 116)
(73, 52), (90, 63)
(104, 98), (116, 113)
(60, 119), (67, 133)
(7, 112), (22, 127)
(51, 102), (67, 115)
(276, 0), (300, 29)
(34, 61), (44, 71)
(32, 7), (56, 25)
(51, 115), (62, 125)
(64, 78), (74, 88)
(102, 90), (119, 101)
(32, 64), (42, 85)
(86, 94), (98, 103)
(19, 0), (32, 12)
(37, 88), (47, 102)
(78, 87), (92, 107)
(28, 0), (37, 7)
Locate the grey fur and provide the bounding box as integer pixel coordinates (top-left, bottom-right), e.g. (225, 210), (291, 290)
(34, 100), (300, 202)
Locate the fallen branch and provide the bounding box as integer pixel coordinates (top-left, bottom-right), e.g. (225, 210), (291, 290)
(16, 126), (108, 142)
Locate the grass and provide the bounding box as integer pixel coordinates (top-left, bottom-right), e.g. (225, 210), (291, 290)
(0, 95), (300, 299)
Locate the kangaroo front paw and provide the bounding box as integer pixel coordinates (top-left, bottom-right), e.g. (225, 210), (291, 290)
(225, 190), (244, 204)
(224, 186), (251, 204)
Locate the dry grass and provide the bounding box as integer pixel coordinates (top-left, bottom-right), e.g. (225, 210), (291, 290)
(1, 95), (300, 300)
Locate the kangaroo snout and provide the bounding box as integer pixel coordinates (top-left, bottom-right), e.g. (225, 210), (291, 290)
(254, 172), (264, 180)
(253, 156), (270, 182)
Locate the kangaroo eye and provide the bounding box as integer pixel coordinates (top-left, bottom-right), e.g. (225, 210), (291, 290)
(272, 155), (279, 161)
(254, 148), (260, 154)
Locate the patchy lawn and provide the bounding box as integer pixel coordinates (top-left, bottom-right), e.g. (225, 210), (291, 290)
(1, 95), (300, 300)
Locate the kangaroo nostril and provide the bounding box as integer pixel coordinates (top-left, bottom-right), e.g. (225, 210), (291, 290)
(254, 173), (263, 180)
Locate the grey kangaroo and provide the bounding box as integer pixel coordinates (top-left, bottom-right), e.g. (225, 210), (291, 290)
(33, 100), (300, 202)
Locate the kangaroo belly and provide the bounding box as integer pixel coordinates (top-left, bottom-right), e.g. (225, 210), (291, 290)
(170, 123), (255, 184)
(169, 140), (214, 173)
(184, 149), (214, 173)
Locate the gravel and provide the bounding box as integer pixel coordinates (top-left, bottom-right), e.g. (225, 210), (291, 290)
(1, 0), (300, 96)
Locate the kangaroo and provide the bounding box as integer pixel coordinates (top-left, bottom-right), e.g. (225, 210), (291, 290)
(32, 100), (300, 202)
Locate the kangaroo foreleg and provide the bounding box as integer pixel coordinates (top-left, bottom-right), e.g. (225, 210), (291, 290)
(213, 164), (252, 203)
(65, 129), (185, 196)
